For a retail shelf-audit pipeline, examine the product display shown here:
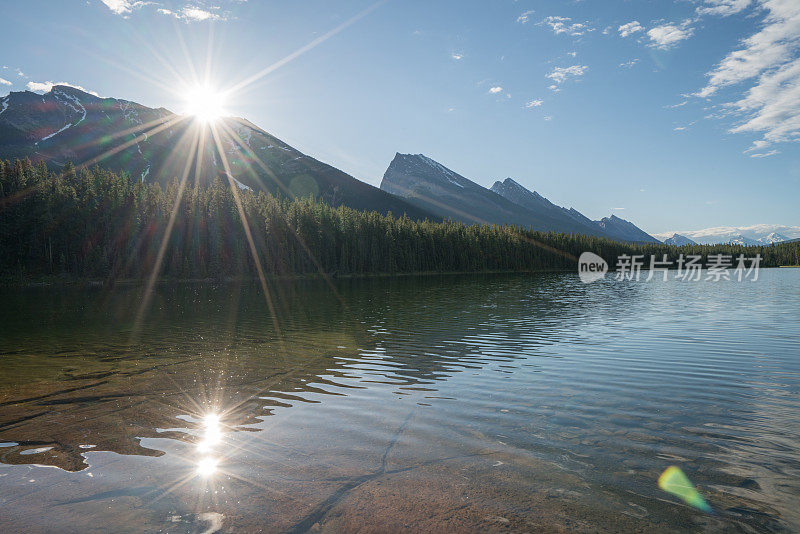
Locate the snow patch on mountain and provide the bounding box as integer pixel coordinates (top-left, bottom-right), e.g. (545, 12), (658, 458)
(54, 89), (87, 124)
(662, 233), (698, 246)
(0, 96), (8, 116)
(229, 175), (252, 191)
(418, 154), (466, 188)
(119, 101), (142, 126)
(41, 123), (72, 141)
(235, 124), (253, 148)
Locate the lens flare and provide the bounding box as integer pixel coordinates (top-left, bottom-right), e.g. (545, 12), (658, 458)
(658, 466), (712, 513)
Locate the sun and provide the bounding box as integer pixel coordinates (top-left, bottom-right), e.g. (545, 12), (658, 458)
(184, 86), (226, 123)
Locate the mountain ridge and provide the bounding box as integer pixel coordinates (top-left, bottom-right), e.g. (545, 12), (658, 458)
(380, 153), (608, 235)
(0, 85), (435, 220)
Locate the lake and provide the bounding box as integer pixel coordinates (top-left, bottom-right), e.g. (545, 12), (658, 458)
(1, 270), (799, 532)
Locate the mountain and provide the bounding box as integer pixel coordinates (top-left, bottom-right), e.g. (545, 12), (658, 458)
(728, 234), (761, 246)
(490, 178), (659, 243)
(758, 232), (789, 244)
(380, 154), (605, 234)
(654, 225), (800, 245)
(663, 233), (698, 246)
(594, 215), (661, 243)
(0, 86), (433, 219)
(490, 178), (603, 232)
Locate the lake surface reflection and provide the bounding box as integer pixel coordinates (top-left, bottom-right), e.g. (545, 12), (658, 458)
(1, 271), (799, 532)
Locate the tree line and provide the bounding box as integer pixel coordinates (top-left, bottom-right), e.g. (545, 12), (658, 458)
(1, 158), (798, 282)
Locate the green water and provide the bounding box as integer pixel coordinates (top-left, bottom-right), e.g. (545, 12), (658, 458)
(1, 271), (799, 532)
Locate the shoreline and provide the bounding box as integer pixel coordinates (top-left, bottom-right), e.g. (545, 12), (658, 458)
(0, 268), (573, 289)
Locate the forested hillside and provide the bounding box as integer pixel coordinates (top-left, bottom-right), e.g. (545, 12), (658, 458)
(1, 158), (798, 281)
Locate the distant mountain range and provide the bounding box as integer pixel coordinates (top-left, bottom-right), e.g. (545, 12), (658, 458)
(654, 225), (800, 245)
(0, 85), (432, 220)
(1, 86), (661, 242)
(381, 154), (659, 243)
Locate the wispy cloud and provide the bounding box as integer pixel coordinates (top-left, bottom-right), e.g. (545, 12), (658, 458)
(647, 21), (694, 49)
(525, 99), (544, 108)
(665, 99), (689, 108)
(546, 65), (588, 87)
(517, 10), (534, 24)
(450, 52), (463, 61)
(749, 149), (780, 157)
(0, 78), (11, 86)
(157, 6), (225, 22)
(489, 86), (503, 94)
(697, 0), (752, 17)
(618, 21), (644, 38)
(540, 16), (593, 36)
(619, 59), (640, 69)
(697, 1), (800, 151)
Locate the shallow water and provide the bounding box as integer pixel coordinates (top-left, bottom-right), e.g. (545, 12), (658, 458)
(0, 270), (798, 532)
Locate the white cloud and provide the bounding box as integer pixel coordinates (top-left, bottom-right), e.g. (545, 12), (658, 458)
(16, 69), (25, 77)
(567, 51), (577, 57)
(158, 6), (224, 22)
(647, 22), (694, 49)
(525, 99), (544, 108)
(546, 65), (588, 85)
(517, 10), (534, 24)
(674, 126), (688, 131)
(26, 81), (99, 96)
(666, 99), (689, 108)
(697, 0), (752, 16)
(749, 149), (780, 157)
(698, 1), (800, 150)
(618, 21), (644, 37)
(544, 115), (553, 121)
(489, 86), (503, 94)
(540, 16), (593, 36)
(0, 78), (11, 86)
(451, 53), (463, 61)
(99, 0), (147, 15)
(619, 59), (640, 69)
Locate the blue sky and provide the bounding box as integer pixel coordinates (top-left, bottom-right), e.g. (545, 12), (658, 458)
(1, 0), (798, 234)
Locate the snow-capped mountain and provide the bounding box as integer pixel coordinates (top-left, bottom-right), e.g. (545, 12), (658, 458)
(728, 235), (761, 246)
(662, 233), (698, 246)
(0, 85), (432, 219)
(758, 232), (790, 244)
(654, 225), (800, 245)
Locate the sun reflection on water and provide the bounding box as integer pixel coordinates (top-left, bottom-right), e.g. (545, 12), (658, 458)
(196, 412), (222, 478)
